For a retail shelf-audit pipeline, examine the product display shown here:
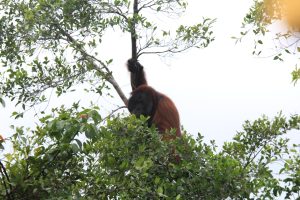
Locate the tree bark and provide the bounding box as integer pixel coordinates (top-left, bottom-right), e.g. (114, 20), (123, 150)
(131, 0), (139, 61)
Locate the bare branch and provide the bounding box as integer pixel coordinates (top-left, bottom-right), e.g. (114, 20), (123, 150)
(107, 77), (128, 105)
(101, 106), (127, 122)
(100, 2), (129, 21)
(138, 1), (157, 12)
(139, 45), (194, 56)
(131, 0), (139, 61)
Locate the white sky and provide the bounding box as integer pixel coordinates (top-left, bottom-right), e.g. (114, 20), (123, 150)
(1, 0), (300, 147)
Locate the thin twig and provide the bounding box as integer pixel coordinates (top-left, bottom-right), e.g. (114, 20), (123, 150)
(0, 160), (13, 200)
(101, 106), (127, 122)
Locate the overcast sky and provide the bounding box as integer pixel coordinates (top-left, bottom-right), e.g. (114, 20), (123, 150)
(1, 0), (300, 147)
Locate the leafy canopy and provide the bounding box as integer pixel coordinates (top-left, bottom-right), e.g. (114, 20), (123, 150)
(236, 0), (300, 84)
(1, 105), (300, 199)
(0, 0), (214, 112)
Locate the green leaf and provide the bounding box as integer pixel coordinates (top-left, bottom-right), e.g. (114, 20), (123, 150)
(0, 97), (5, 107)
(84, 124), (97, 139)
(157, 186), (163, 195)
(134, 156), (145, 170)
(75, 139), (82, 150)
(71, 143), (80, 153)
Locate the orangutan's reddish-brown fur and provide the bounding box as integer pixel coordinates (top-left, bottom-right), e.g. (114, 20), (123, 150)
(127, 59), (181, 139)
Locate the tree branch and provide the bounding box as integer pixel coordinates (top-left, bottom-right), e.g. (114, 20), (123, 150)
(139, 45), (192, 56)
(131, 0), (139, 61)
(101, 106), (127, 122)
(0, 160), (13, 200)
(54, 23), (128, 106)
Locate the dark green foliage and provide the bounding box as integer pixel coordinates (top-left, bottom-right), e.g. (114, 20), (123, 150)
(1, 108), (299, 199)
